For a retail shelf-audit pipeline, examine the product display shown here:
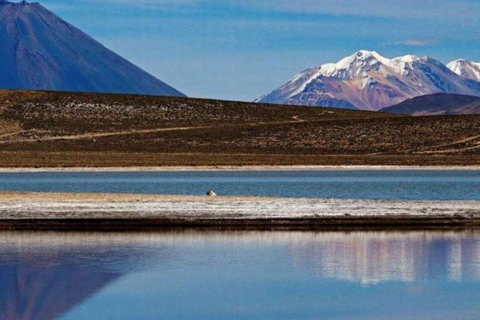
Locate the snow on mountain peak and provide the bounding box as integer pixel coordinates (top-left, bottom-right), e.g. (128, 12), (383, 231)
(388, 54), (426, 76)
(258, 50), (480, 111)
(447, 59), (480, 82)
(394, 54), (422, 63)
(314, 51), (436, 81)
(317, 50), (391, 80)
(340, 50), (389, 66)
(355, 50), (390, 63)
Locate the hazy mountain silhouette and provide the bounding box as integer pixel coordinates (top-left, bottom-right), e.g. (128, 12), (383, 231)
(0, 1), (185, 97)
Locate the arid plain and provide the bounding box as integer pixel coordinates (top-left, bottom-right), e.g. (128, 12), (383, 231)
(1, 90), (480, 167)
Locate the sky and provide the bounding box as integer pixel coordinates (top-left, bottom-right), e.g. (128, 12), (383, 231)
(38, 0), (480, 101)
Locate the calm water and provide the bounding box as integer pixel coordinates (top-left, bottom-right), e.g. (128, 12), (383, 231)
(0, 170), (480, 200)
(1, 230), (480, 320)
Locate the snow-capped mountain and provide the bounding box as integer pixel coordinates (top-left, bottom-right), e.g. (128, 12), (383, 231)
(447, 59), (480, 82)
(0, 1), (185, 97)
(257, 50), (480, 111)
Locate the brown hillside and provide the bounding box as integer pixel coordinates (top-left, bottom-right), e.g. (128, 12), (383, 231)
(1, 90), (480, 167)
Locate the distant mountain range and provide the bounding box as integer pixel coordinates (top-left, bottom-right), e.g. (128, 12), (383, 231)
(381, 93), (480, 116)
(0, 1), (185, 97)
(257, 50), (480, 111)
(3, 0), (480, 115)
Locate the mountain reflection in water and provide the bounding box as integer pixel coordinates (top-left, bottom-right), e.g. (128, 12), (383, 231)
(0, 230), (479, 320)
(0, 232), (169, 320)
(287, 231), (480, 284)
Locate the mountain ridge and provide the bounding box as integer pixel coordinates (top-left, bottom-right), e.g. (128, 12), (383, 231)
(380, 93), (480, 116)
(257, 50), (480, 111)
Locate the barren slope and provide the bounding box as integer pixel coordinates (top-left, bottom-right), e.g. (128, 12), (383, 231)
(1, 90), (480, 166)
(381, 93), (480, 116)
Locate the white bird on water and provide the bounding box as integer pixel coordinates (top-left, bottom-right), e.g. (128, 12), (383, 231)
(206, 190), (217, 197)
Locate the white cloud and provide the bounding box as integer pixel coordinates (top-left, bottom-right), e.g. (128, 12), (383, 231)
(393, 39), (439, 47)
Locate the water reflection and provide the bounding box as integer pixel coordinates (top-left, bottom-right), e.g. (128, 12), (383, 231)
(0, 230), (479, 319)
(0, 232), (170, 320)
(286, 231), (480, 284)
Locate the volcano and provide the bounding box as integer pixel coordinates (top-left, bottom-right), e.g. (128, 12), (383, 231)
(0, 1), (185, 96)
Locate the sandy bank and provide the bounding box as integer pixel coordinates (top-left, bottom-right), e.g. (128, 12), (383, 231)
(0, 192), (479, 230)
(1, 165), (480, 172)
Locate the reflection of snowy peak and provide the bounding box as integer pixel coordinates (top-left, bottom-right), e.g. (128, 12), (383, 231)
(257, 50), (480, 111)
(0, 1), (185, 96)
(448, 59), (480, 82)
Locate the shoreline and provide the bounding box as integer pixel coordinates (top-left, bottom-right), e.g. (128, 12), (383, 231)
(0, 192), (480, 230)
(3, 217), (480, 231)
(1, 165), (480, 172)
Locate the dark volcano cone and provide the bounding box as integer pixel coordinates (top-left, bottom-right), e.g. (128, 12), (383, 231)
(0, 1), (185, 96)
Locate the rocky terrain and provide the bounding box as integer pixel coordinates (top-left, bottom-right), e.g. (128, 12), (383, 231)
(2, 90), (480, 166)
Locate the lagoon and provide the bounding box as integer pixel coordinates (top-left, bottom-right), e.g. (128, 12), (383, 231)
(0, 170), (480, 200)
(1, 230), (480, 320)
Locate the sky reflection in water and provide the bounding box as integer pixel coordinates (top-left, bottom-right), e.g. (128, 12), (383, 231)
(1, 230), (480, 319)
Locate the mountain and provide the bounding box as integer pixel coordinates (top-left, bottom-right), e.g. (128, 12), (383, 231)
(0, 1), (185, 96)
(380, 93), (480, 116)
(447, 59), (480, 82)
(257, 50), (480, 111)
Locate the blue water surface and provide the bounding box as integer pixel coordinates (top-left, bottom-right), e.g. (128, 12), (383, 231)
(1, 230), (480, 320)
(0, 170), (479, 200)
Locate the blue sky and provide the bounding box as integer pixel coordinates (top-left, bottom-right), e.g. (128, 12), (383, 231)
(39, 0), (480, 101)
